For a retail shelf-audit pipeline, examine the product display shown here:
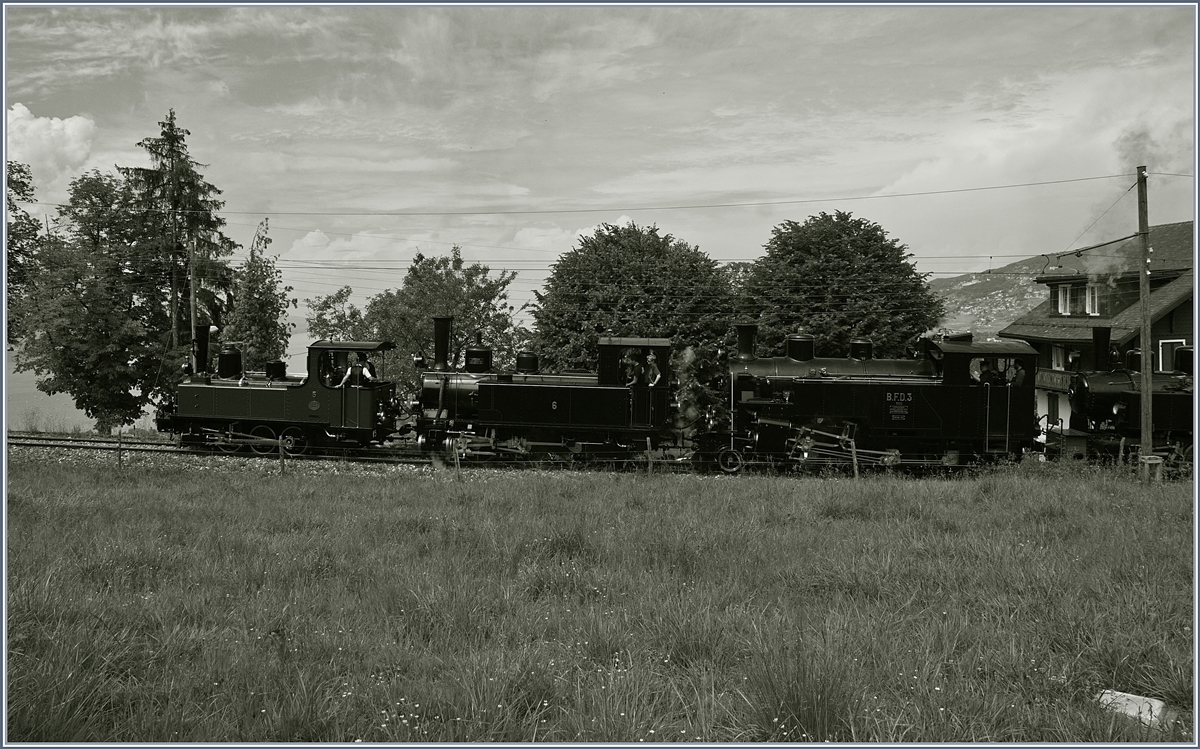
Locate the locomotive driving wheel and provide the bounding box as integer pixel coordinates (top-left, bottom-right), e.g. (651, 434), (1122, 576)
(716, 447), (744, 475)
(250, 425), (277, 455)
(280, 427), (309, 456)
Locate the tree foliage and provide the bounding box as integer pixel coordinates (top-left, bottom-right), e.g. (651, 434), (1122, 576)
(743, 211), (944, 359)
(305, 246), (527, 398)
(304, 285), (369, 342)
(531, 222), (736, 428)
(118, 109), (236, 354)
(14, 171), (165, 431)
(12, 112), (236, 431)
(6, 161), (42, 343)
(221, 220), (296, 370)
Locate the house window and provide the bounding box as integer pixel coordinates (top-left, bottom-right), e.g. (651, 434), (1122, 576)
(1047, 393), (1060, 429)
(1052, 344), (1066, 371)
(1056, 285), (1087, 315)
(1068, 286), (1086, 316)
(1085, 284), (1108, 316)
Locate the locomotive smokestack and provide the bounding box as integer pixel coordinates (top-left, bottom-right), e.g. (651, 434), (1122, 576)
(193, 324), (212, 374)
(1091, 326), (1112, 371)
(432, 316), (452, 371)
(736, 323), (758, 362)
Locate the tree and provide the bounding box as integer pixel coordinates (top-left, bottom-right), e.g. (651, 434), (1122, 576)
(13, 112), (237, 431)
(743, 211), (944, 359)
(118, 109), (236, 360)
(14, 170), (164, 431)
(531, 222), (736, 429)
(304, 285), (369, 341)
(6, 161), (42, 344)
(221, 219), (296, 370)
(304, 246), (527, 399)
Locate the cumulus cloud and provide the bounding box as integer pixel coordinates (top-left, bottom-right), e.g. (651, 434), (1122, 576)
(285, 228), (404, 265)
(6, 103), (96, 185)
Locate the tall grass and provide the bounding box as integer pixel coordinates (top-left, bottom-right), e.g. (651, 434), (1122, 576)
(6, 454), (1193, 742)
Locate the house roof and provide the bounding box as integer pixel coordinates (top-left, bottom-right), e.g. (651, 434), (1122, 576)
(1035, 220), (1193, 283)
(999, 270), (1194, 345)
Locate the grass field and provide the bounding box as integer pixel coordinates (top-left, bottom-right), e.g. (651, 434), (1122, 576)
(6, 450), (1194, 742)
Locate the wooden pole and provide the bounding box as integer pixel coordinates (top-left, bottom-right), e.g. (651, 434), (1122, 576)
(1136, 166), (1153, 482)
(189, 237), (198, 372)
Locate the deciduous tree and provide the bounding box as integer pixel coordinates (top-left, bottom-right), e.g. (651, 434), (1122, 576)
(6, 161), (41, 343)
(15, 171), (164, 431)
(13, 112), (236, 431)
(304, 286), (369, 342)
(304, 246), (527, 399)
(531, 222), (736, 429)
(221, 219), (296, 370)
(743, 211), (944, 358)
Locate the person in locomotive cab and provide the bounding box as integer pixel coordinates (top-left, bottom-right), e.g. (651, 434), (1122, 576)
(1010, 359), (1027, 387)
(974, 359), (999, 386)
(363, 355), (378, 380)
(645, 351), (662, 387)
(338, 353), (374, 388)
(623, 350), (643, 387)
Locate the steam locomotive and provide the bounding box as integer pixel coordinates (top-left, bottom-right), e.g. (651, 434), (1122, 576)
(1067, 345), (1194, 463)
(410, 316), (678, 459)
(693, 323), (1041, 473)
(156, 337), (403, 454)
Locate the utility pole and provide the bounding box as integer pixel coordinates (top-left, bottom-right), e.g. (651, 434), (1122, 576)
(1136, 166), (1153, 482)
(189, 236), (198, 372)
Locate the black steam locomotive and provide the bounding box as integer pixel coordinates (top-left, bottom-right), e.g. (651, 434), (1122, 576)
(693, 323), (1041, 473)
(410, 316), (678, 459)
(156, 338), (403, 454)
(1068, 345), (1194, 463)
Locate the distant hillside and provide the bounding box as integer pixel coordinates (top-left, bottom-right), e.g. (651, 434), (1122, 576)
(929, 256), (1048, 341)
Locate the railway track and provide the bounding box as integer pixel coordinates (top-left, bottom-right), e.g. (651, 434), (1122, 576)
(4, 429), (691, 470)
(5, 430), (696, 473)
(6, 431), (431, 465)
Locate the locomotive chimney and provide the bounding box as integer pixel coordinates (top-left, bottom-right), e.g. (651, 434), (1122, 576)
(735, 323), (758, 362)
(193, 324), (212, 374)
(1091, 326), (1112, 371)
(432, 316), (452, 371)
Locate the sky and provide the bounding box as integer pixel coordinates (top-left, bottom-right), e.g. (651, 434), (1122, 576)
(4, 4), (1197, 429)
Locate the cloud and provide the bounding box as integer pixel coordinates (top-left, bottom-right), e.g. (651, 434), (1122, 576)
(6, 103), (96, 185)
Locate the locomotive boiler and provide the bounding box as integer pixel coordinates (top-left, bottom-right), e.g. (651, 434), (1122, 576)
(695, 323), (1041, 473)
(157, 338), (403, 454)
(412, 316), (677, 459)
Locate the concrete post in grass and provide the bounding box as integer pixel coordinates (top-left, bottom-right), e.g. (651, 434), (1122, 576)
(1096, 689), (1178, 731)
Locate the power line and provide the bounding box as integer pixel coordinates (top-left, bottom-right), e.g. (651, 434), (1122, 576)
(14, 172), (1132, 218)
